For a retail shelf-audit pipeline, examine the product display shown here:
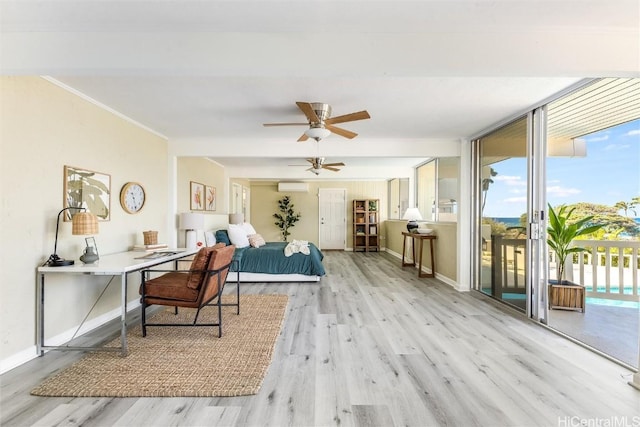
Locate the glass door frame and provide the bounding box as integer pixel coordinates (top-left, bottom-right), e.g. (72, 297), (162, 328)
(528, 106), (548, 322)
(471, 109), (549, 320)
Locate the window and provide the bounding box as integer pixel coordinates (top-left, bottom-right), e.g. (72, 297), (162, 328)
(388, 178), (409, 219)
(416, 158), (459, 222)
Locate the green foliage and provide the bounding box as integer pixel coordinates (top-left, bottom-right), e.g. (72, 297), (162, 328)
(566, 202), (637, 237)
(482, 218), (507, 236)
(273, 196), (301, 242)
(518, 213), (528, 227)
(547, 203), (604, 282)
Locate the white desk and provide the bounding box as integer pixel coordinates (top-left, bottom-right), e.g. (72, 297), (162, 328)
(37, 249), (199, 356)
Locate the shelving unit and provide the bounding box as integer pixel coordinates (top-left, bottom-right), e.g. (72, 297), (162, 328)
(352, 199), (380, 252)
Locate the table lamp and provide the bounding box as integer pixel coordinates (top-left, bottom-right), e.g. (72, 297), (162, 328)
(180, 212), (204, 249)
(229, 213), (244, 225)
(402, 208), (423, 233)
(45, 207), (99, 266)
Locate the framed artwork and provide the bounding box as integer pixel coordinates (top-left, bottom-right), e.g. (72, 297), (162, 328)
(190, 181), (205, 210)
(85, 236), (99, 258)
(64, 165), (111, 221)
(205, 185), (216, 211)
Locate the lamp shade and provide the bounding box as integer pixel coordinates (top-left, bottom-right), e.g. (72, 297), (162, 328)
(305, 127), (331, 140)
(180, 212), (204, 230)
(71, 211), (99, 235)
(229, 213), (244, 225)
(402, 208), (423, 221)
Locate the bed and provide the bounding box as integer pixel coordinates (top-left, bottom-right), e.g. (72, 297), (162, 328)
(212, 229), (325, 282)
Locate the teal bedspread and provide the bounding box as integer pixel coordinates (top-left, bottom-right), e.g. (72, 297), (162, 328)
(231, 242), (325, 276)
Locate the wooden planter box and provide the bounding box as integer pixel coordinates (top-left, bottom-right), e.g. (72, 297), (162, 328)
(548, 281), (585, 313)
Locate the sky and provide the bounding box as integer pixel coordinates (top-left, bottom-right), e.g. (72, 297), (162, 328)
(484, 118), (640, 218)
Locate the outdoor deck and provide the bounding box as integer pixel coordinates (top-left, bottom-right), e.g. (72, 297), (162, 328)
(484, 237), (639, 368)
(547, 302), (639, 367)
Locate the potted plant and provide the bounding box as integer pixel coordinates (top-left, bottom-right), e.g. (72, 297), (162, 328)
(273, 196), (301, 242)
(546, 203), (603, 311)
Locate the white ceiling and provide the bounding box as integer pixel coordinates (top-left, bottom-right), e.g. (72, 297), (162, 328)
(2, 0), (639, 181)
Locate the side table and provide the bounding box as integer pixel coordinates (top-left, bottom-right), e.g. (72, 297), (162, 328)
(401, 232), (437, 278)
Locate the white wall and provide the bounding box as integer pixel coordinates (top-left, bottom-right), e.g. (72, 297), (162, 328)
(0, 77), (171, 372)
(176, 157), (229, 246)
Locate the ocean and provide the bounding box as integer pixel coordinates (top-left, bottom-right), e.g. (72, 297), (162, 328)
(490, 217), (524, 227)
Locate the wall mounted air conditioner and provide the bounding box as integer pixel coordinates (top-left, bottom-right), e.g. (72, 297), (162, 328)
(278, 182), (309, 193)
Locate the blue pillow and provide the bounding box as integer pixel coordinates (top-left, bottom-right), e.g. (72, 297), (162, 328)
(215, 229), (231, 246)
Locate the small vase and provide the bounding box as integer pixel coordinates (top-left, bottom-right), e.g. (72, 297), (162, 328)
(80, 247), (99, 264)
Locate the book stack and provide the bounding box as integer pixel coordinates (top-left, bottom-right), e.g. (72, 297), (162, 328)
(132, 243), (169, 252)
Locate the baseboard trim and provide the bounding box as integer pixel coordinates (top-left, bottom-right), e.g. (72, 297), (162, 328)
(0, 299), (142, 375)
(384, 249), (459, 289)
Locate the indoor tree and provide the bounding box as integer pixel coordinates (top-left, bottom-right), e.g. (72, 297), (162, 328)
(273, 196), (301, 242)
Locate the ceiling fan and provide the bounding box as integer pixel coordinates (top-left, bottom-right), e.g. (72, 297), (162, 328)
(264, 102), (370, 142)
(290, 157), (346, 175)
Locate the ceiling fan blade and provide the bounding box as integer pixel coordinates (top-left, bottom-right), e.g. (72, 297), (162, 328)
(263, 122), (308, 127)
(323, 166), (341, 172)
(305, 158), (315, 164)
(325, 110), (370, 125)
(296, 102), (320, 123)
(297, 133), (309, 142)
(325, 124), (357, 139)
(323, 162), (345, 167)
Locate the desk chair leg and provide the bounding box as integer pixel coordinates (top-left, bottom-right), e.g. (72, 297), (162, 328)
(217, 291), (222, 338)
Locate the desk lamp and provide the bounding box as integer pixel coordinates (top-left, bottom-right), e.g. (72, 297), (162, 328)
(402, 208), (423, 233)
(180, 212), (204, 249)
(45, 207), (99, 266)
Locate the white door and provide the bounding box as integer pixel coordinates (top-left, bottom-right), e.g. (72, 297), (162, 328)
(318, 188), (346, 250)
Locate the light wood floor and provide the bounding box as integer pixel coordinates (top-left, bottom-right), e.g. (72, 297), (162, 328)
(2, 251), (638, 426)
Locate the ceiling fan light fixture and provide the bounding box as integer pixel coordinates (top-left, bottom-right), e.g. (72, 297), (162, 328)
(305, 127), (331, 141)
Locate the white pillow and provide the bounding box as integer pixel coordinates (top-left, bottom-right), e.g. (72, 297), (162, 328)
(204, 231), (216, 247)
(242, 222), (257, 235)
(228, 224), (250, 248)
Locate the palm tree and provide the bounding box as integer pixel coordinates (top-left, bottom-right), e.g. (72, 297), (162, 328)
(481, 167), (498, 212)
(614, 200), (637, 217)
(631, 197), (640, 216)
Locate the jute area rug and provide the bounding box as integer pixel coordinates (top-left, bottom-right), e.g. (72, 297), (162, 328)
(31, 294), (288, 398)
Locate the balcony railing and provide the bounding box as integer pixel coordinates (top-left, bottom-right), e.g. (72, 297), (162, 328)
(556, 240), (640, 303)
(491, 236), (639, 303)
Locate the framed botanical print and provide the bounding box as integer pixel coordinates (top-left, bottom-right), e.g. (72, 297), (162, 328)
(64, 165), (111, 221)
(190, 181), (205, 210)
(205, 185), (216, 211)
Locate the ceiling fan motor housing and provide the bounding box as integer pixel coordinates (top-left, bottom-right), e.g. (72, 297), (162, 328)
(310, 103), (331, 124)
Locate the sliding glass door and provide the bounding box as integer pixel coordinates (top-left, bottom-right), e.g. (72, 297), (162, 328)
(473, 78), (639, 368)
(477, 116), (530, 311)
(543, 78), (640, 367)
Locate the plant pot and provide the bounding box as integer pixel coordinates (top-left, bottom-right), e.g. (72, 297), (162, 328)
(548, 280), (585, 312)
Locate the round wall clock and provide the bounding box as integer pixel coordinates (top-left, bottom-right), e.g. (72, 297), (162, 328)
(120, 182), (146, 214)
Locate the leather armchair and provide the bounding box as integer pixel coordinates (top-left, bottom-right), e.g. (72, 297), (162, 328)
(139, 244), (239, 337)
